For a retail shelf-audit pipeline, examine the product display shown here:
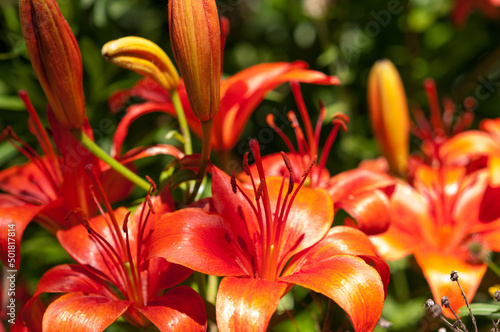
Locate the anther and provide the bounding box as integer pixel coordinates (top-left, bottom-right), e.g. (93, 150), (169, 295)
(280, 152), (295, 194)
(302, 155), (317, 178)
(450, 270), (459, 282)
(441, 296), (450, 308)
(256, 182), (263, 201)
(495, 290), (500, 302)
(122, 211), (131, 233)
(243, 152), (251, 176)
(231, 171), (238, 194)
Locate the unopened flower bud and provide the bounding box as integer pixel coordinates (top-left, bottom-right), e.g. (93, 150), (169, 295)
(19, 0), (85, 129)
(368, 59), (410, 175)
(169, 0), (221, 122)
(102, 36), (180, 91)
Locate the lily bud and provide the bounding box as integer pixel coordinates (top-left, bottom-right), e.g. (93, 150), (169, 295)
(368, 59), (410, 175)
(169, 0), (221, 122)
(19, 0), (85, 129)
(102, 36), (180, 91)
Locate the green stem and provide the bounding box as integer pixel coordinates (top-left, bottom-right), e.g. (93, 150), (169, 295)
(190, 120), (213, 201)
(487, 258), (500, 279)
(170, 89), (193, 155)
(72, 129), (151, 191)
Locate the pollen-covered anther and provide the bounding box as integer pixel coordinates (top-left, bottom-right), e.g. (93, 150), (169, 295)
(450, 270), (459, 282)
(231, 171), (238, 194)
(280, 152), (295, 194)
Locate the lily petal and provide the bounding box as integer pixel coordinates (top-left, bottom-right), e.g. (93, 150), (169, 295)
(57, 208), (131, 284)
(138, 286), (206, 332)
(280, 255), (385, 332)
(369, 183), (436, 260)
(414, 251), (487, 318)
(42, 292), (132, 331)
(147, 208), (247, 276)
(0, 204), (43, 268)
(216, 277), (287, 332)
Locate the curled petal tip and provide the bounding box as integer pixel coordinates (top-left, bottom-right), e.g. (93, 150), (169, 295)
(102, 36), (180, 91)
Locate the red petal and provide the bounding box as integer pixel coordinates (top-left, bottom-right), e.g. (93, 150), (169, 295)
(439, 131), (500, 166)
(0, 159), (58, 205)
(266, 179), (334, 265)
(111, 101), (199, 158)
(217, 61), (339, 151)
(32, 264), (109, 297)
(144, 258), (192, 298)
(339, 190), (391, 235)
(369, 182), (436, 260)
(57, 208), (132, 283)
(414, 251), (487, 318)
(216, 277), (287, 332)
(284, 226), (390, 293)
(42, 292), (132, 331)
(211, 167), (257, 249)
(279, 255), (385, 332)
(147, 208), (247, 276)
(0, 204), (43, 268)
(138, 286), (206, 332)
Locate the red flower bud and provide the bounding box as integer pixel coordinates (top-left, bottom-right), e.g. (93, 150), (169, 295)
(19, 0), (85, 129)
(169, 0), (221, 122)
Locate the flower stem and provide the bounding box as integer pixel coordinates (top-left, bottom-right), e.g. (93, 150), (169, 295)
(170, 89), (192, 155)
(190, 119), (212, 201)
(72, 129), (151, 191)
(487, 258), (500, 279)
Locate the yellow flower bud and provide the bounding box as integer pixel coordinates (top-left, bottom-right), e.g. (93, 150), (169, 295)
(102, 36), (180, 91)
(169, 0), (221, 122)
(368, 59), (410, 175)
(19, 0), (85, 129)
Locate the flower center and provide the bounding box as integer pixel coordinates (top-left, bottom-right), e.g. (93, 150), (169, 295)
(231, 139), (315, 281)
(266, 82), (348, 188)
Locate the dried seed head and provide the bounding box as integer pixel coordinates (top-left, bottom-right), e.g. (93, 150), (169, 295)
(441, 296), (450, 308)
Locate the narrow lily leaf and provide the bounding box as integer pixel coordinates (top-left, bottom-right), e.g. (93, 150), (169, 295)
(42, 292), (132, 332)
(138, 286), (206, 332)
(280, 255), (385, 332)
(414, 251), (488, 319)
(216, 277), (287, 332)
(147, 208), (247, 276)
(0, 204), (43, 268)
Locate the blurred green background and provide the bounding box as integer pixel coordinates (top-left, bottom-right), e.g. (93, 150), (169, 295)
(1, 0), (500, 330)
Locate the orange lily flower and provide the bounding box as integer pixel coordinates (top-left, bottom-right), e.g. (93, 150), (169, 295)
(147, 140), (389, 331)
(440, 117), (500, 187)
(240, 83), (395, 235)
(370, 164), (500, 316)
